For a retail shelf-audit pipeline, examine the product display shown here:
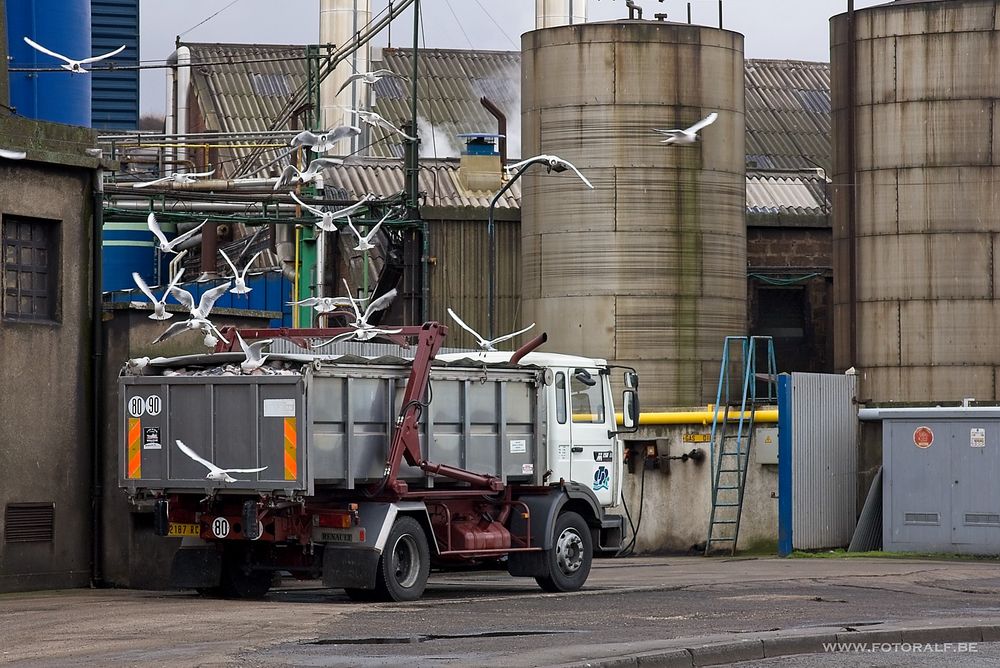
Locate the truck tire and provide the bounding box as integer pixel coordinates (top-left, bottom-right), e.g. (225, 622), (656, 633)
(218, 545), (272, 599)
(374, 516), (430, 602)
(535, 511), (592, 593)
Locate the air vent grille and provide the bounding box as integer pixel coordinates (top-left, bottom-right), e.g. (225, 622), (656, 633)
(4, 503), (55, 542)
(904, 512), (939, 525)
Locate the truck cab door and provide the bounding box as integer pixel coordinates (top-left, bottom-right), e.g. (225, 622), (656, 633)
(568, 368), (616, 506)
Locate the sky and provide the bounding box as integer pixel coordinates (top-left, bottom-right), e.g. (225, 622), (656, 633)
(138, 0), (887, 114)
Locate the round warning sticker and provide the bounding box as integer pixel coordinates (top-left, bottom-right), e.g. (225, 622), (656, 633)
(913, 426), (934, 449)
(212, 517), (230, 538)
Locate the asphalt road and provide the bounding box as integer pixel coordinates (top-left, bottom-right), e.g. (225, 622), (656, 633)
(4, 556), (1000, 666)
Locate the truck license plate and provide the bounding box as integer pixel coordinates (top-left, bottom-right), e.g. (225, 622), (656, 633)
(168, 523), (201, 537)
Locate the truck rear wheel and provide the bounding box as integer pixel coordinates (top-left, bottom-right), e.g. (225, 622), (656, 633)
(535, 511), (592, 593)
(219, 545), (272, 599)
(374, 516), (430, 602)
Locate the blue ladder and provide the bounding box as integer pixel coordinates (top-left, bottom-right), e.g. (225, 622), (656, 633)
(705, 336), (777, 556)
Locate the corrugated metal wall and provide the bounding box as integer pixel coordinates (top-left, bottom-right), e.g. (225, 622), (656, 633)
(790, 372), (858, 550)
(91, 0), (139, 129)
(425, 217), (523, 350)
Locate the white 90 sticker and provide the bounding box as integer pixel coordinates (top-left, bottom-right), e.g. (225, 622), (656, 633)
(212, 517), (230, 538)
(145, 395), (162, 416)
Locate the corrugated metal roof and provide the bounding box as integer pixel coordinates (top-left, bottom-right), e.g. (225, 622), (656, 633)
(745, 59), (831, 173)
(746, 170), (829, 217)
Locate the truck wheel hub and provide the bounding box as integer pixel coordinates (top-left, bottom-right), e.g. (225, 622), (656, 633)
(555, 528), (584, 575)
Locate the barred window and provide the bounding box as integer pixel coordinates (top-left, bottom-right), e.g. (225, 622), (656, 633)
(2, 216), (59, 322)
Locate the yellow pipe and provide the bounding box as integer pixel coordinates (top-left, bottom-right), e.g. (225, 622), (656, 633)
(615, 407), (779, 426)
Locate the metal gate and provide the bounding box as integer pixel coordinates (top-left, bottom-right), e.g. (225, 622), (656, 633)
(778, 373), (858, 554)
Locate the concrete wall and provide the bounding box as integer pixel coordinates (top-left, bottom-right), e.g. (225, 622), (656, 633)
(621, 423), (779, 554)
(0, 117), (103, 592)
(99, 304), (278, 588)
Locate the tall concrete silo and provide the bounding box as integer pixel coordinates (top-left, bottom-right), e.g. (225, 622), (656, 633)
(521, 21), (746, 408)
(832, 0), (1000, 402)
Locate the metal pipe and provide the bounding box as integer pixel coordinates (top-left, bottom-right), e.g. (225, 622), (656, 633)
(718, 0), (723, 28)
(175, 46), (191, 169)
(100, 130), (300, 141)
(480, 97), (507, 166)
(105, 200), (299, 213)
(510, 332), (547, 365)
(614, 408), (779, 426)
(89, 167), (105, 587)
(846, 0), (858, 369)
(408, 0), (420, 208)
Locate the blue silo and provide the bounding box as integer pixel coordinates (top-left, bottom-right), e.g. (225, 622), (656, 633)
(6, 0), (92, 126)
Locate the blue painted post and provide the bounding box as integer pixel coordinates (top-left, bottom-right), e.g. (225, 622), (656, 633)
(777, 373), (793, 557)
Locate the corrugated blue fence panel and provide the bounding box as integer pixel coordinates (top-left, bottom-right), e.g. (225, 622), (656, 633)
(91, 0), (139, 129)
(105, 270), (293, 327)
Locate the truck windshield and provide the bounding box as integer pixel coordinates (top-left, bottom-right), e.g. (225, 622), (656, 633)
(570, 370), (605, 424)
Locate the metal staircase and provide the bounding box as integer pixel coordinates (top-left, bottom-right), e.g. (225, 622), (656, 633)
(705, 336), (777, 556)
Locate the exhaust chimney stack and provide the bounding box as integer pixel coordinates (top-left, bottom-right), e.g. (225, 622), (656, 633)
(320, 0), (371, 154)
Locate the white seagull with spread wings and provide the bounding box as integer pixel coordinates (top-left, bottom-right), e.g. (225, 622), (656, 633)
(289, 191), (376, 233)
(344, 108), (417, 142)
(131, 268), (185, 320)
(133, 169), (216, 189)
(174, 439), (267, 483)
(274, 157), (343, 190)
(336, 69), (409, 95)
(152, 317), (229, 348)
(504, 155), (594, 189)
(23, 37), (125, 74)
(287, 295), (356, 314)
(447, 308), (536, 352)
(170, 281), (230, 321)
(347, 209), (393, 252)
(311, 282), (399, 347)
(653, 112), (719, 146)
(219, 249), (263, 295)
(236, 332), (274, 374)
(146, 213), (207, 254)
(290, 126), (360, 153)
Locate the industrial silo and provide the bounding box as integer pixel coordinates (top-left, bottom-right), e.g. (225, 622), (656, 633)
(832, 0), (1000, 402)
(521, 20), (746, 407)
(6, 0), (91, 127)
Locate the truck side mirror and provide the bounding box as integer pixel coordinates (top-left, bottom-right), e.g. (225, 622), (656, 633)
(625, 371), (638, 389)
(621, 388), (639, 431)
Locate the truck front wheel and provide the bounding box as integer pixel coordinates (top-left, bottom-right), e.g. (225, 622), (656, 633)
(535, 511), (592, 593)
(374, 516), (430, 602)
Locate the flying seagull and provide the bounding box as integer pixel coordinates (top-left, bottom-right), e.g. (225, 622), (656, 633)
(290, 126), (361, 153)
(346, 209), (393, 252)
(504, 154), (594, 189)
(174, 439), (267, 483)
(344, 108), (417, 142)
(336, 69), (409, 95)
(287, 295), (356, 314)
(147, 213), (207, 254)
(447, 308), (536, 352)
(23, 37), (125, 74)
(653, 112), (719, 145)
(170, 281), (230, 321)
(152, 317), (229, 348)
(219, 249), (263, 295)
(236, 332), (274, 374)
(311, 283), (399, 347)
(274, 157), (343, 190)
(132, 268), (185, 320)
(133, 169), (216, 189)
(0, 148), (26, 160)
(289, 191), (376, 233)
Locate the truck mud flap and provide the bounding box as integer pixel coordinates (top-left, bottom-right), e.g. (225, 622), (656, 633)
(170, 547), (222, 589)
(322, 545), (381, 590)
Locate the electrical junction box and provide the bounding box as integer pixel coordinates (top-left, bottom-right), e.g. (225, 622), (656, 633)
(880, 408), (1000, 555)
(756, 427), (779, 464)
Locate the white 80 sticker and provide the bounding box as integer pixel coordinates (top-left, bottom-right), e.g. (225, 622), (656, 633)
(127, 396), (145, 417)
(212, 517), (230, 538)
(145, 395), (162, 416)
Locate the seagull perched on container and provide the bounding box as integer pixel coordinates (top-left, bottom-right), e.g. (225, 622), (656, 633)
(146, 213), (207, 254)
(289, 191), (376, 233)
(653, 112), (719, 146)
(344, 108), (417, 142)
(287, 295), (356, 314)
(347, 209), (394, 252)
(0, 148), (26, 160)
(170, 281), (231, 321)
(504, 154), (594, 189)
(447, 308), (535, 352)
(336, 68), (409, 95)
(274, 157), (343, 190)
(133, 169), (216, 189)
(23, 37), (125, 74)
(236, 332), (274, 374)
(174, 439), (267, 483)
(152, 317), (229, 348)
(124, 356), (151, 375)
(290, 126), (360, 153)
(131, 268), (185, 320)
(311, 283), (399, 347)
(219, 249), (263, 295)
